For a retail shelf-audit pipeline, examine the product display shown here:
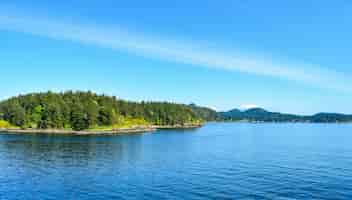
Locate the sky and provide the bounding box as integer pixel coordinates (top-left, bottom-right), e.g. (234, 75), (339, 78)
(0, 0), (352, 114)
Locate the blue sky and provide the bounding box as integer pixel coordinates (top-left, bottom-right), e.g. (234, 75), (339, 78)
(0, 0), (352, 114)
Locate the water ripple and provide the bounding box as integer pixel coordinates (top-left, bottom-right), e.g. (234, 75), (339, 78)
(1, 123), (352, 199)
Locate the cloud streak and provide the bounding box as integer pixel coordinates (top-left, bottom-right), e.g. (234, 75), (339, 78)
(0, 10), (350, 92)
(240, 104), (260, 110)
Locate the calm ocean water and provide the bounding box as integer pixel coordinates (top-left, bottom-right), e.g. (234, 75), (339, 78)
(1, 123), (352, 200)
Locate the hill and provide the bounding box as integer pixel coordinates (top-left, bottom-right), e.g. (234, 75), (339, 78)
(219, 107), (352, 123)
(0, 91), (203, 131)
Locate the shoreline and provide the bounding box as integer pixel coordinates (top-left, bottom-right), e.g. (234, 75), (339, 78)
(152, 124), (203, 129)
(0, 124), (203, 135)
(215, 120), (352, 124)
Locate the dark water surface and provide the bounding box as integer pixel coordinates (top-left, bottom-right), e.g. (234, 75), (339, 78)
(1, 123), (352, 200)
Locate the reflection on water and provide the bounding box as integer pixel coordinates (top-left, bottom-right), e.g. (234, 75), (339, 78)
(1, 123), (352, 199)
(0, 134), (145, 167)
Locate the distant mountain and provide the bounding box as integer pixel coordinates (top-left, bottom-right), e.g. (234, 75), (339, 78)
(218, 108), (241, 119)
(309, 113), (352, 123)
(189, 104), (352, 123)
(218, 108), (352, 123)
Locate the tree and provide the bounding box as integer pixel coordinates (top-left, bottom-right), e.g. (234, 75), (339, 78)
(86, 99), (99, 127)
(71, 104), (89, 131)
(3, 101), (27, 128)
(98, 107), (113, 126)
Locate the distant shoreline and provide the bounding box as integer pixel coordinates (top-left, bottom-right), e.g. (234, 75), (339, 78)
(216, 120), (352, 124)
(0, 124), (203, 135)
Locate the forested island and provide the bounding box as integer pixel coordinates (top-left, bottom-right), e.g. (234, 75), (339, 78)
(0, 91), (203, 134)
(0, 91), (351, 135)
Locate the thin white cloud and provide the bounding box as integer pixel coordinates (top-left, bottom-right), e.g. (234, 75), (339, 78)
(240, 104), (260, 110)
(0, 10), (350, 92)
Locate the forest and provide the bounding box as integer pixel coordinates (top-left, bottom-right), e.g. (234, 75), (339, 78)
(0, 91), (203, 131)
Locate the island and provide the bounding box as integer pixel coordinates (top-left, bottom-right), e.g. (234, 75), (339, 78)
(0, 91), (203, 135)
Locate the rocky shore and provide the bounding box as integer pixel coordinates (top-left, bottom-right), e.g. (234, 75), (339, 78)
(0, 124), (203, 135)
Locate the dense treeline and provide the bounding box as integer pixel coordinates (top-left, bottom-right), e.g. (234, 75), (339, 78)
(0, 91), (202, 130)
(188, 103), (219, 121)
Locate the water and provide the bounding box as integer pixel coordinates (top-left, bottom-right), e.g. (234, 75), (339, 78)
(1, 123), (352, 200)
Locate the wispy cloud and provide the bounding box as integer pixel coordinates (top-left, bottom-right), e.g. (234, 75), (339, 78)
(240, 104), (260, 110)
(0, 9), (350, 92)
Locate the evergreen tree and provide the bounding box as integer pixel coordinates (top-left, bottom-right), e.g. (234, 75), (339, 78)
(71, 104), (89, 131)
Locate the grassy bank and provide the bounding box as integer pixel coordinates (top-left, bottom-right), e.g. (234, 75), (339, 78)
(0, 119), (203, 135)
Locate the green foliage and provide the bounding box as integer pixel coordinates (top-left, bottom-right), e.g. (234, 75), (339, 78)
(0, 100), (27, 128)
(71, 104), (89, 131)
(0, 91), (202, 131)
(0, 120), (15, 128)
(188, 103), (219, 121)
(90, 117), (150, 131)
(114, 117), (150, 128)
(98, 107), (114, 126)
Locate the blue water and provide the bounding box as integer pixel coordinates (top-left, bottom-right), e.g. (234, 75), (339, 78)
(1, 123), (352, 200)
